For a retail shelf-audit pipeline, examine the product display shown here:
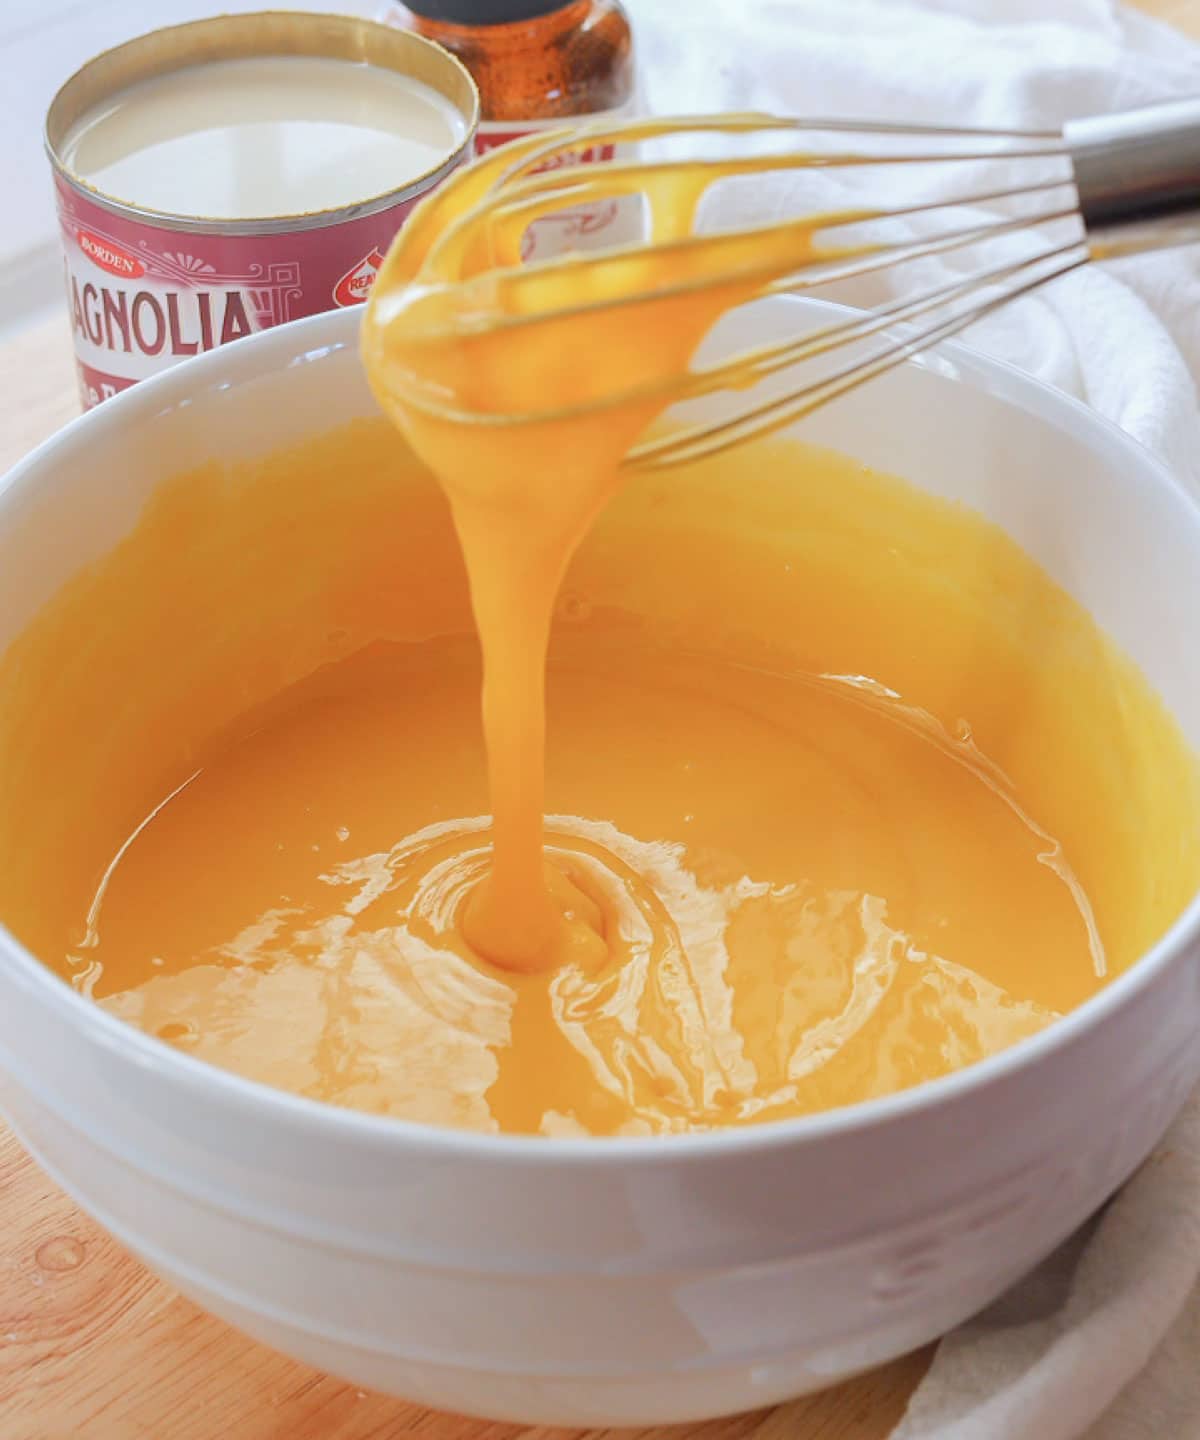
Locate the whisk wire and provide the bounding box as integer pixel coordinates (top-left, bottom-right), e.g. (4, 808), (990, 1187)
(403, 103), (1200, 464)
(629, 251), (1090, 470)
(733, 239), (1090, 389)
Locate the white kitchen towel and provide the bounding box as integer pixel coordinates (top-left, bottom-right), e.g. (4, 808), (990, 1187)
(630, 1), (1200, 1436)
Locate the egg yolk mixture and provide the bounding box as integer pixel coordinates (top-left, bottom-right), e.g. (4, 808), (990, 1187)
(359, 125), (869, 972)
(2, 133), (1197, 1136)
(2, 418), (1197, 1135)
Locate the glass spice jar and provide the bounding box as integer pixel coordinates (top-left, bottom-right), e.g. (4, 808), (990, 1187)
(385, 0), (641, 258)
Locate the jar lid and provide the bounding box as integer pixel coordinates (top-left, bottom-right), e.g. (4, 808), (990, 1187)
(406, 0), (570, 23)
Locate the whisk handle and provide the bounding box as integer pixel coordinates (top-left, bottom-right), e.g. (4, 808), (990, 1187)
(1066, 97), (1200, 245)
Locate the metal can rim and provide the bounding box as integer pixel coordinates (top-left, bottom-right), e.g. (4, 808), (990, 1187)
(45, 10), (481, 237)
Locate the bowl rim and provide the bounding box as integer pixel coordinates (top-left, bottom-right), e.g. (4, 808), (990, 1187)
(4, 298), (1200, 1165)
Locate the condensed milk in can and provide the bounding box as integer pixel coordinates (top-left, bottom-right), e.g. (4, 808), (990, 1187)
(45, 12), (479, 408)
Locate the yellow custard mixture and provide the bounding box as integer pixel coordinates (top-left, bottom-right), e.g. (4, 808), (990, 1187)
(1, 421), (1197, 1136)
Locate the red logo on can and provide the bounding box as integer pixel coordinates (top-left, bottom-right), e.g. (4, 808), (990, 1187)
(78, 229), (145, 279)
(333, 247), (386, 308)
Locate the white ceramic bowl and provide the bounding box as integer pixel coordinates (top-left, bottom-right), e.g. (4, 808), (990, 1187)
(2, 299), (1200, 1427)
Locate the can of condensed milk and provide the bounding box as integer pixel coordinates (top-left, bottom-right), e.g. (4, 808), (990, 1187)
(45, 12), (479, 408)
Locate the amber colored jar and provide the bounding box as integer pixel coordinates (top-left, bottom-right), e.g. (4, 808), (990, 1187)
(387, 0), (639, 257)
(393, 1), (635, 138)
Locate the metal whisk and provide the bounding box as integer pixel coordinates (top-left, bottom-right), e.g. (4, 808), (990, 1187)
(395, 102), (1200, 470)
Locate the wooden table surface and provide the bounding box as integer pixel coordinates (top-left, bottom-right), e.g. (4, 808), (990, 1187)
(2, 4), (1198, 1434)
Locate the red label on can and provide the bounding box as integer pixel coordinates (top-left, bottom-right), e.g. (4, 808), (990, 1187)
(55, 162), (463, 409)
(475, 127), (617, 168)
(333, 247), (387, 308)
(475, 127), (532, 157)
(472, 121), (636, 263)
(75, 359), (138, 410)
(77, 230), (145, 279)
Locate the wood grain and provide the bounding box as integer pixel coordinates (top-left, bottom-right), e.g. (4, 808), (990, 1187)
(2, 3), (1199, 1433)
